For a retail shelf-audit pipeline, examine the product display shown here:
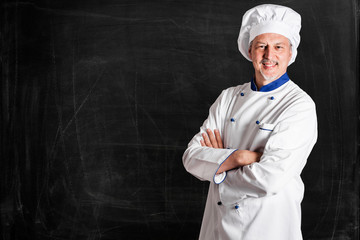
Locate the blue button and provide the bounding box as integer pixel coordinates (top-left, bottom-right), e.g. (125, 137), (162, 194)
(235, 205), (239, 209)
(270, 96), (275, 100)
(240, 92), (245, 96)
(231, 118), (235, 122)
(256, 120), (260, 124)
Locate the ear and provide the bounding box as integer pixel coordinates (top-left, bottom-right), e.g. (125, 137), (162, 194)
(248, 47), (253, 60)
(288, 49), (293, 62)
(288, 40), (293, 61)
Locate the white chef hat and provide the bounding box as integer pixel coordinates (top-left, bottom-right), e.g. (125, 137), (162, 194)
(238, 4), (301, 66)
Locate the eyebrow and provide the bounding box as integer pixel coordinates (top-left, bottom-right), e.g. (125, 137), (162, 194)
(254, 41), (266, 45)
(254, 41), (286, 45)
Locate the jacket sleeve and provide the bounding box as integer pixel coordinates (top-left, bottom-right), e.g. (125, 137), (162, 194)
(182, 89), (238, 183)
(219, 98), (318, 204)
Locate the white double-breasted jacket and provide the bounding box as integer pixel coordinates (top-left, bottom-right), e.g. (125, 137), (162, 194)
(183, 74), (318, 240)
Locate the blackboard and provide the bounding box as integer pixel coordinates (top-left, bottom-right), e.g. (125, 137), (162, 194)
(1, 0), (358, 239)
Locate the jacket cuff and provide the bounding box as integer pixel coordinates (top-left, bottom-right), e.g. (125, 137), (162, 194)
(213, 149), (237, 184)
(214, 172), (227, 184)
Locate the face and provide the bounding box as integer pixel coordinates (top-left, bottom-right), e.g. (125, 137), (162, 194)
(248, 33), (292, 83)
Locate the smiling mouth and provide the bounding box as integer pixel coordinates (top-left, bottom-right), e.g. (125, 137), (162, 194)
(263, 63), (276, 67)
(261, 60), (278, 69)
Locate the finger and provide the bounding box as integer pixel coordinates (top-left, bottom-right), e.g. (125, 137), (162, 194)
(207, 129), (219, 148)
(200, 139), (205, 147)
(202, 132), (213, 147)
(214, 129), (223, 148)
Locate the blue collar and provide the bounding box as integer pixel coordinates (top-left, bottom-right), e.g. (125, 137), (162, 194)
(251, 73), (290, 92)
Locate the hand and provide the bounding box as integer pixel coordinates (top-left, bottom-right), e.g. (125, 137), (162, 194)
(200, 129), (223, 149)
(216, 150), (262, 174)
(200, 129), (262, 173)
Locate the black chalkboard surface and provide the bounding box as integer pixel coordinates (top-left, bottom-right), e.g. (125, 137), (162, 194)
(1, 0), (358, 239)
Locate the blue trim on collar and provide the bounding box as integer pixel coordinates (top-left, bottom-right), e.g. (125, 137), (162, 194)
(251, 73), (290, 92)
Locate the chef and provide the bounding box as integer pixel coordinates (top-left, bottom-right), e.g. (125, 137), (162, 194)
(182, 4), (318, 240)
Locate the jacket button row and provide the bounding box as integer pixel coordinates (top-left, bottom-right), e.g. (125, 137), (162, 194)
(217, 202), (240, 209)
(240, 92), (273, 99)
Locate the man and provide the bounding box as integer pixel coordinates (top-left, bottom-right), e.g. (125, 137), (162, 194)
(182, 4), (317, 240)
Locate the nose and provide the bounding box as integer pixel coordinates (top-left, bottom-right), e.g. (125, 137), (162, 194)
(264, 47), (274, 59)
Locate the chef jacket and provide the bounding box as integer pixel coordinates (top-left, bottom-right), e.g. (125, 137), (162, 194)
(183, 73), (318, 240)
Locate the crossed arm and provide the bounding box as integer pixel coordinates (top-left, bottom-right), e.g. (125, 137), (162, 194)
(201, 129), (262, 174)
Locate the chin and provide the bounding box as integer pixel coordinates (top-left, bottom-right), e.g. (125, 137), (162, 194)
(260, 71), (279, 82)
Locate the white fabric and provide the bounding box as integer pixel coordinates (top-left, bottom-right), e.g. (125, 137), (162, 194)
(182, 80), (317, 240)
(237, 4), (301, 65)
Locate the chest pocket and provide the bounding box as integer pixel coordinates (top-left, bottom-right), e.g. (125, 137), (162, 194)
(249, 123), (275, 152)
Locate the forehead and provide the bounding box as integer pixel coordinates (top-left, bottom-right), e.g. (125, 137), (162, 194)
(253, 33), (290, 45)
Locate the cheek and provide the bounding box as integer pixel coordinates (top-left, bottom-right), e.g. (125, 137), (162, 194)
(279, 53), (292, 65)
(249, 48), (260, 61)
(250, 52), (261, 63)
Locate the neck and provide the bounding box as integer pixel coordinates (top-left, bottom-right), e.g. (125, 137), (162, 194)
(254, 71), (286, 89)
(254, 73), (272, 89)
